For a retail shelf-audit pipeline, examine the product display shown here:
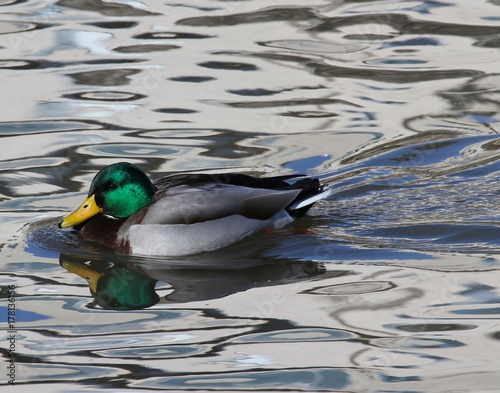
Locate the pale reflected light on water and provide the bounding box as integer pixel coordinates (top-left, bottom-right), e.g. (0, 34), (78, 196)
(1, 0), (500, 391)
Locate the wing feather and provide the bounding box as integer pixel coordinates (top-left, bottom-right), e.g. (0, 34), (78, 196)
(141, 184), (301, 224)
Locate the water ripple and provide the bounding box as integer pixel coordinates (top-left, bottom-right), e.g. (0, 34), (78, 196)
(3, 0), (500, 391)
(177, 7), (318, 26)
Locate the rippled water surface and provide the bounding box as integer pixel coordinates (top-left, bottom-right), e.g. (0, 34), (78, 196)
(2, 0), (500, 391)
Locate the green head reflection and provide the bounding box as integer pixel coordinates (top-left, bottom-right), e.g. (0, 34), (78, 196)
(60, 255), (159, 310)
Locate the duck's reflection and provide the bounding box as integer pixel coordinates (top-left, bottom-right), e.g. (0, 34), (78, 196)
(60, 253), (326, 310)
(61, 255), (159, 310)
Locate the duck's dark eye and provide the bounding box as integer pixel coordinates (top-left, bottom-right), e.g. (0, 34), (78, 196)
(105, 182), (118, 191)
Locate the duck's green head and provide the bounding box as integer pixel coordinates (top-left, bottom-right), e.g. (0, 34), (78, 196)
(59, 162), (156, 228)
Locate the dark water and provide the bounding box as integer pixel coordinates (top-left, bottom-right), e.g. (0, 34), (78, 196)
(2, 0), (500, 391)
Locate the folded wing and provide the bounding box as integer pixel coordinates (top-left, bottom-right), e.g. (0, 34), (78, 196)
(141, 183), (301, 225)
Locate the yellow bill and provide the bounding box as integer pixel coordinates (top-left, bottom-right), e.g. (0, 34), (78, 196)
(59, 194), (103, 228)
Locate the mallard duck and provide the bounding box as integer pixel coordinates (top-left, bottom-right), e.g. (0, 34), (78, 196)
(58, 162), (331, 256)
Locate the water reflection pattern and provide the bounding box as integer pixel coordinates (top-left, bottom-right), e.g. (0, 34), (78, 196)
(1, 0), (500, 391)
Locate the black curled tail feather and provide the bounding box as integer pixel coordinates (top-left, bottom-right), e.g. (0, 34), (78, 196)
(285, 178), (329, 218)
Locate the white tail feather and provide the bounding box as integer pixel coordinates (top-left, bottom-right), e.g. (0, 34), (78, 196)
(287, 187), (332, 211)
